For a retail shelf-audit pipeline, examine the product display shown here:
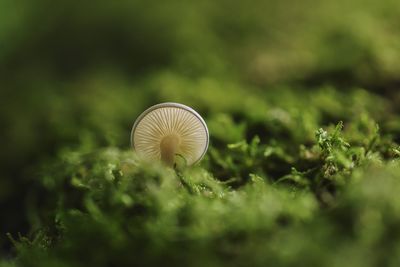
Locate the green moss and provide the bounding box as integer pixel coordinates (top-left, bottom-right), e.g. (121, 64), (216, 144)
(2, 0), (400, 266)
(6, 112), (400, 267)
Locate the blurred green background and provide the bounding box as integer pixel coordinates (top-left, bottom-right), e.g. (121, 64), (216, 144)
(1, 0), (400, 266)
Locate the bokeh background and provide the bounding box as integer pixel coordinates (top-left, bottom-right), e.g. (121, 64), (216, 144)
(1, 0), (400, 265)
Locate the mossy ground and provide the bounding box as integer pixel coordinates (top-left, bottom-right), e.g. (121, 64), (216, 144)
(1, 1), (400, 266)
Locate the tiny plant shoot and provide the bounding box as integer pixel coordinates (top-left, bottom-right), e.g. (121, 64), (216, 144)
(131, 103), (209, 167)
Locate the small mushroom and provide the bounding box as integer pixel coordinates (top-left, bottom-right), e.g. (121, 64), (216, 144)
(131, 103), (209, 167)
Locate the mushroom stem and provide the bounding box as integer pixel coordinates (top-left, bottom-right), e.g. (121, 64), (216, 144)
(160, 134), (180, 166)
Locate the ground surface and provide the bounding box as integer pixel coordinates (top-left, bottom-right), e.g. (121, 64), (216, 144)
(1, 1), (400, 266)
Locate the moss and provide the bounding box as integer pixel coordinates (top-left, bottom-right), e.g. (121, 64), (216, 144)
(5, 112), (400, 267)
(2, 0), (400, 266)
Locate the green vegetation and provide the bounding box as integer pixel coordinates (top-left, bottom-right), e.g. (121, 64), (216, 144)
(1, 0), (400, 266)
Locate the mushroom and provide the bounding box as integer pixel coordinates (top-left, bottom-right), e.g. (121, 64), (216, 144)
(131, 103), (209, 167)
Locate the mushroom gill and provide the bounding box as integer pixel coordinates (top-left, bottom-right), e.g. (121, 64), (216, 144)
(131, 103), (209, 167)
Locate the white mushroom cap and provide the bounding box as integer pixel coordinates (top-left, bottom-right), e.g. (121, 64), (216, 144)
(131, 103), (209, 166)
